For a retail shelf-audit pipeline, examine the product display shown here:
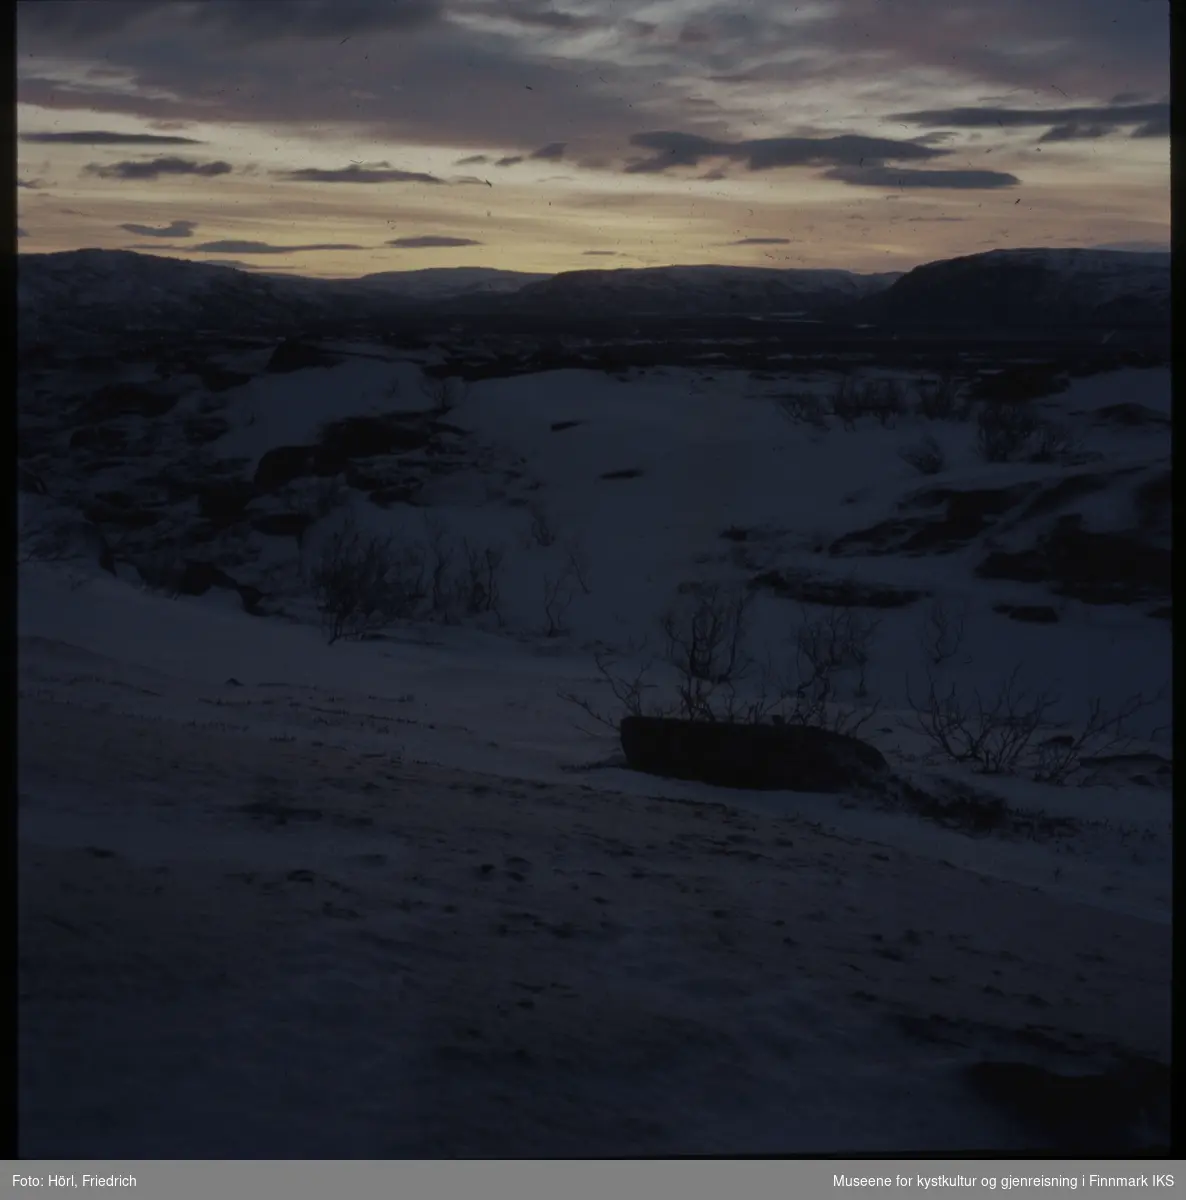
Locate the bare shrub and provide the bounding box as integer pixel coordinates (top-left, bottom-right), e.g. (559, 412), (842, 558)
(561, 532), (594, 595)
(828, 375), (863, 431)
(898, 434), (945, 476)
(867, 379), (906, 427)
(1027, 419), (1078, 464)
(419, 374), (468, 415)
(1032, 690), (1166, 784)
(921, 598), (967, 667)
(976, 401), (1040, 463)
(308, 515), (425, 643)
(909, 665), (1165, 783)
(421, 512), (457, 619)
(775, 391), (829, 428)
(908, 665), (1058, 774)
(461, 539), (505, 619)
(542, 564), (578, 636)
(560, 588), (880, 734)
(659, 584), (757, 722)
(914, 368), (965, 420)
(527, 500), (557, 548)
(829, 376), (904, 429)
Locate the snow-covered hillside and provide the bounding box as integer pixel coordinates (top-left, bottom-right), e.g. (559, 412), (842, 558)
(506, 264), (900, 317)
(17, 321), (1171, 1155)
(855, 248), (1170, 330)
(349, 266), (552, 300)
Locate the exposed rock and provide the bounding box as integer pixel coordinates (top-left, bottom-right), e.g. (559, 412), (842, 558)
(992, 603), (1060, 624)
(831, 483), (1040, 556)
(195, 365), (252, 392)
(83, 383), (180, 420)
(69, 426), (128, 453)
(265, 340), (343, 374)
(619, 716), (887, 793)
(253, 444), (329, 490)
(977, 517), (1170, 605)
(962, 1057), (1170, 1152)
(751, 569), (924, 608)
(195, 481), (256, 529)
(317, 414), (432, 459)
(252, 511), (314, 539)
(1092, 402), (1170, 428)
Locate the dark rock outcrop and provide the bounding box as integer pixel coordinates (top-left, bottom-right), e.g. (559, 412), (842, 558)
(265, 340), (343, 373)
(992, 603), (1059, 624)
(751, 570), (925, 608)
(619, 716), (887, 792)
(962, 1058), (1170, 1152)
(977, 517), (1170, 605)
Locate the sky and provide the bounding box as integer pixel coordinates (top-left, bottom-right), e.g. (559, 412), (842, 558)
(15, 0), (1171, 278)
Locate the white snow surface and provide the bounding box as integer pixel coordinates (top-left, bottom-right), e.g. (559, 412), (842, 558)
(17, 350), (1171, 1157)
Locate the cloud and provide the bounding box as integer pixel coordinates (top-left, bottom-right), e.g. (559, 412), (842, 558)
(273, 165), (445, 184)
(454, 154), (489, 166)
(730, 237), (792, 245)
(85, 156), (232, 180)
(624, 131), (946, 174)
(822, 165), (1019, 189)
(530, 141), (566, 161)
(118, 219), (198, 238)
(193, 240), (365, 254)
(17, 0), (442, 45)
(21, 129), (203, 145)
(893, 101), (1169, 140)
(385, 235), (483, 248)
(495, 156), (524, 167)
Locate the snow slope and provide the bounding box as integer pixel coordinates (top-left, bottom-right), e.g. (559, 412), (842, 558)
(17, 337), (1171, 1156)
(855, 248), (1170, 330)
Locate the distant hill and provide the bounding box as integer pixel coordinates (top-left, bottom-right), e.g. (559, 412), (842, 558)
(501, 264), (900, 318)
(17, 246), (1169, 349)
(850, 248), (1170, 331)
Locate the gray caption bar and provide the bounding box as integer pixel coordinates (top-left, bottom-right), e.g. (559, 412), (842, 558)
(5, 1161), (1180, 1200)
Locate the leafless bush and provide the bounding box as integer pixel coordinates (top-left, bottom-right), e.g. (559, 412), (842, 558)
(527, 500), (557, 547)
(419, 373), (468, 415)
(659, 584), (757, 722)
(775, 391), (829, 428)
(908, 665), (1059, 774)
(1031, 690), (1166, 784)
(898, 434), (946, 476)
(560, 588), (880, 734)
(914, 368), (965, 420)
(421, 512), (457, 619)
(308, 515), (425, 643)
(460, 539), (505, 619)
(867, 379), (906, 427)
(1027, 419), (1078, 464)
(828, 375), (863, 431)
(541, 564), (577, 637)
(976, 401), (1041, 463)
(561, 533), (593, 595)
(829, 376), (904, 429)
(910, 665), (1165, 782)
(558, 645), (668, 731)
(921, 598), (967, 667)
